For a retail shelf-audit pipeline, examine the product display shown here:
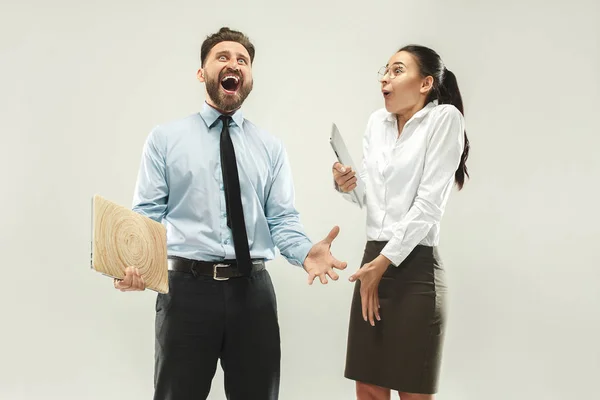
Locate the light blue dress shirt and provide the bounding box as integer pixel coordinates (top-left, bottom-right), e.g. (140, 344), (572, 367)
(131, 102), (313, 267)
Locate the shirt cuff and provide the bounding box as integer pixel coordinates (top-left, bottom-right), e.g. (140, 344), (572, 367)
(380, 236), (407, 267)
(284, 240), (313, 267)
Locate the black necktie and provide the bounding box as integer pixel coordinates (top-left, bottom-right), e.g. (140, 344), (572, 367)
(219, 115), (252, 275)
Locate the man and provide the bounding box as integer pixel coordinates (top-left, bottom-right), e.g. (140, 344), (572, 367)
(113, 27), (347, 400)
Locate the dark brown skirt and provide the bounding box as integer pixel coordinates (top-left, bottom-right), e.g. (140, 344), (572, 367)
(344, 241), (447, 394)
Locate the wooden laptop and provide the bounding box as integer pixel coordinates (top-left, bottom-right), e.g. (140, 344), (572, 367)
(90, 194), (169, 293)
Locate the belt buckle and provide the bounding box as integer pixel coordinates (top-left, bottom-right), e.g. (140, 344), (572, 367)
(213, 263), (230, 281)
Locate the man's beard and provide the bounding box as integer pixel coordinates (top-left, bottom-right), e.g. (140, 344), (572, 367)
(205, 70), (253, 113)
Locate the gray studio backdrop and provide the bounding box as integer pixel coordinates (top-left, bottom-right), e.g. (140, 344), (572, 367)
(1, 0), (598, 399)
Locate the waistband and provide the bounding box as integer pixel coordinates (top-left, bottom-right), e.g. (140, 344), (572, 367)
(167, 256), (265, 280)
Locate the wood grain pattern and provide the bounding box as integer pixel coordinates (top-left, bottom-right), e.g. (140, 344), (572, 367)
(91, 194), (169, 293)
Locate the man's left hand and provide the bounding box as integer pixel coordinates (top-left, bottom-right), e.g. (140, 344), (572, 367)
(303, 226), (347, 285)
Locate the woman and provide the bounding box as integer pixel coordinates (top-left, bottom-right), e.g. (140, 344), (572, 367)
(333, 45), (470, 400)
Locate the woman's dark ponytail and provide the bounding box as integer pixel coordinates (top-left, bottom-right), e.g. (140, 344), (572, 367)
(438, 68), (469, 190)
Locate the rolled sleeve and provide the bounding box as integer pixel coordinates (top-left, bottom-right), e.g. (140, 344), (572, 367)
(265, 141), (313, 267)
(131, 127), (169, 222)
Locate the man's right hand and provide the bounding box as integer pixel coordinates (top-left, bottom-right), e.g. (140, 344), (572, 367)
(332, 162), (357, 193)
(114, 266), (146, 291)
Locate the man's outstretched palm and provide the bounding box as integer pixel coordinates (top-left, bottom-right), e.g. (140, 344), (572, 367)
(303, 226), (347, 284)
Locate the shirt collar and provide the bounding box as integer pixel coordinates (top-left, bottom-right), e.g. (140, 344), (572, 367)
(383, 99), (438, 123)
(199, 101), (245, 129)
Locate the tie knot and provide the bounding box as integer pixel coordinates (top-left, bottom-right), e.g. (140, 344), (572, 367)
(219, 115), (232, 127)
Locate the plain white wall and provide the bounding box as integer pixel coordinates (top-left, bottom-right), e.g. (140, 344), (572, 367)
(1, 0), (599, 399)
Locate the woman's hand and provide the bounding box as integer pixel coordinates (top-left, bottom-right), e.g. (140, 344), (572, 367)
(349, 255), (392, 326)
(332, 162), (357, 192)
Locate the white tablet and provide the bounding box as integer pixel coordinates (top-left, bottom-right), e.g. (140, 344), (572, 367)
(329, 123), (365, 208)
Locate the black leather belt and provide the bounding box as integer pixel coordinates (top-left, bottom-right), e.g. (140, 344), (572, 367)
(167, 256), (265, 280)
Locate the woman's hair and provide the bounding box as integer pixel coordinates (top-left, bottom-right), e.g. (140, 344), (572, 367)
(398, 45), (470, 190)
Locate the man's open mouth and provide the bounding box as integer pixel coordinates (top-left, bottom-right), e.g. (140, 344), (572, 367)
(220, 75), (241, 94)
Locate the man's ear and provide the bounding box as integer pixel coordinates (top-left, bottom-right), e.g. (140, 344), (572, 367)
(197, 68), (205, 83)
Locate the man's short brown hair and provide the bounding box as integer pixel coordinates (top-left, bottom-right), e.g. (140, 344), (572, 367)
(200, 27), (255, 67)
